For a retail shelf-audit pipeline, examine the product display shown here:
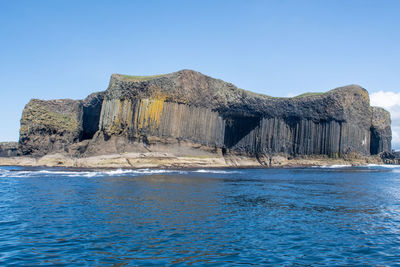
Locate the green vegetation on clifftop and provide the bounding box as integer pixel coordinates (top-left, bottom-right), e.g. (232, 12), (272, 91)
(118, 74), (167, 82)
(294, 92), (324, 98)
(20, 100), (79, 134)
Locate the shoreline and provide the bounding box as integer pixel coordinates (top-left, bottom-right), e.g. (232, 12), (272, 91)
(0, 152), (387, 169)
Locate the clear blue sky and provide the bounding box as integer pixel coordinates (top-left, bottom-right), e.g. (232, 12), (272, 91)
(1, 0), (399, 143)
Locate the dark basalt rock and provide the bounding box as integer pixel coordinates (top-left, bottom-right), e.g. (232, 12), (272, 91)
(381, 151), (400, 164)
(370, 107), (391, 154)
(0, 142), (19, 157)
(19, 99), (83, 156)
(18, 91), (105, 156)
(17, 70), (392, 158)
(81, 92), (105, 141)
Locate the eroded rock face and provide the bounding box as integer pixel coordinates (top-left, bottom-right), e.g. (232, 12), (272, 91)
(18, 70), (392, 158)
(0, 142), (19, 157)
(19, 99), (83, 155)
(18, 91), (105, 156)
(371, 107), (392, 154)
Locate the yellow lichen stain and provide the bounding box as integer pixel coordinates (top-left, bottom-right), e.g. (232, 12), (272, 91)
(105, 97), (166, 136)
(135, 96), (166, 132)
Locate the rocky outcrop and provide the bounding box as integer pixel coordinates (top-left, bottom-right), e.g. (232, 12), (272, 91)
(370, 107), (391, 154)
(17, 70), (392, 160)
(0, 142), (19, 157)
(381, 151), (400, 164)
(19, 99), (82, 156)
(19, 92), (104, 156)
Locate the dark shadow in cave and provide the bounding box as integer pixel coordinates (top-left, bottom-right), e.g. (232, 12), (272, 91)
(223, 116), (260, 149)
(370, 127), (380, 155)
(80, 99), (103, 141)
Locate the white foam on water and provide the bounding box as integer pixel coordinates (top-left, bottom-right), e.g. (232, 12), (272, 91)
(0, 169), (10, 177)
(0, 169), (100, 178)
(104, 169), (140, 176)
(0, 168), (192, 178)
(1, 164), (399, 177)
(316, 164), (352, 169)
(103, 168), (191, 176)
(364, 164), (400, 173)
(311, 164), (400, 172)
(365, 164), (400, 169)
(80, 172), (99, 178)
(0, 167), (244, 178)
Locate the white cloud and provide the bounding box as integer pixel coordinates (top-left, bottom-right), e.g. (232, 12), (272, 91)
(370, 91), (400, 149)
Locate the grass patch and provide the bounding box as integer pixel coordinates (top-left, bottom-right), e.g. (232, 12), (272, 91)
(21, 101), (79, 134)
(118, 74), (167, 82)
(294, 92), (324, 98)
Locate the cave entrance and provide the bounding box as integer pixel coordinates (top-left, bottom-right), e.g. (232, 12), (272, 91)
(370, 127), (380, 155)
(223, 115), (260, 149)
(80, 100), (103, 141)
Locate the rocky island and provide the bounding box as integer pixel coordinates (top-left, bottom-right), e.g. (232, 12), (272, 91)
(0, 70), (392, 168)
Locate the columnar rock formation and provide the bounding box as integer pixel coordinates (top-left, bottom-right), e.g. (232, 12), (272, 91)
(18, 70), (392, 158)
(370, 107), (392, 154)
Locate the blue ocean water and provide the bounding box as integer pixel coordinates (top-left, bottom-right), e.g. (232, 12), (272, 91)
(1, 165), (400, 266)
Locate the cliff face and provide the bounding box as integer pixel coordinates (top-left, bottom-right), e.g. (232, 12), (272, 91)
(19, 99), (82, 155)
(19, 92), (104, 156)
(18, 70), (392, 158)
(0, 142), (18, 157)
(371, 107), (392, 154)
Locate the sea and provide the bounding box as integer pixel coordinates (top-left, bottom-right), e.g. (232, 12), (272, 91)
(1, 165), (400, 266)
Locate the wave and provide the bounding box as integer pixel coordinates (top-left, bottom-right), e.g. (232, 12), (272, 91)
(311, 164), (400, 172)
(365, 164), (400, 169)
(0, 168), (240, 178)
(0, 168), (9, 174)
(313, 164), (352, 169)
